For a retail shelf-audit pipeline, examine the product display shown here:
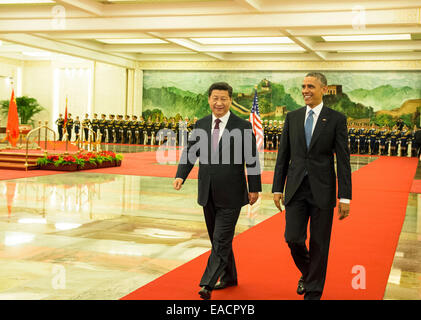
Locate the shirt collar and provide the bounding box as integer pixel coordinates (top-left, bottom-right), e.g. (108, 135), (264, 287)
(212, 111), (231, 125)
(306, 102), (323, 117)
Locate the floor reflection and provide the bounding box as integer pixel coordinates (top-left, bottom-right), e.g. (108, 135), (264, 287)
(384, 191), (421, 300)
(0, 172), (280, 299)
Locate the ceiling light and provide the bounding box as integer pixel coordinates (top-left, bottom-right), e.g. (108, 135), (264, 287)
(97, 39), (167, 44)
(191, 37), (294, 45)
(207, 45), (306, 53)
(0, 0), (55, 3)
(322, 34), (411, 41)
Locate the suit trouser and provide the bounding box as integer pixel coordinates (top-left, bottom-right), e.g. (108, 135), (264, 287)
(200, 191), (241, 289)
(285, 175), (334, 300)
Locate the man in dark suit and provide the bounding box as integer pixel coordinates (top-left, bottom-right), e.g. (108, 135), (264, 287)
(173, 82), (262, 300)
(272, 72), (352, 300)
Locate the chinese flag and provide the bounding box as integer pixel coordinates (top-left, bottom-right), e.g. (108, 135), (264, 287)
(6, 89), (20, 147)
(63, 96), (68, 128)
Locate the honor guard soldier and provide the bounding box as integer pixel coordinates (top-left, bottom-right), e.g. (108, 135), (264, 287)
(159, 117), (169, 145)
(277, 121), (284, 150)
(145, 117), (154, 145)
(411, 126), (418, 157)
(152, 117), (162, 145)
(114, 115), (122, 143)
(168, 118), (177, 146)
(74, 116), (81, 141)
(368, 124), (380, 155)
(399, 125), (410, 157)
(107, 114), (115, 143)
(389, 126), (400, 156)
(379, 126), (390, 155)
(91, 113), (99, 140)
(123, 115), (131, 143)
(55, 114), (64, 141)
(263, 119), (269, 149)
(358, 125), (367, 154)
(98, 114), (107, 143)
(130, 115), (138, 144)
(179, 117), (189, 147)
(138, 116), (145, 144)
(272, 120), (278, 149)
(348, 124), (357, 154)
(82, 113), (91, 141)
(267, 120), (274, 150)
(187, 117), (194, 142)
(66, 113), (74, 141)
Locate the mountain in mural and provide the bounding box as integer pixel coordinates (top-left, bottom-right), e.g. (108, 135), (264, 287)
(143, 86), (209, 119)
(323, 92), (374, 120)
(347, 85), (421, 111)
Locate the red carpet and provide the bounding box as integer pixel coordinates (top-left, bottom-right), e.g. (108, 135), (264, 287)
(121, 156), (418, 300)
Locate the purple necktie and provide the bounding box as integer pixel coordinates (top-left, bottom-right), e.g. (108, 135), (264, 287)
(212, 118), (221, 151)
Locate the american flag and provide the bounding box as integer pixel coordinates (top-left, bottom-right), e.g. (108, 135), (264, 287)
(249, 89), (264, 151)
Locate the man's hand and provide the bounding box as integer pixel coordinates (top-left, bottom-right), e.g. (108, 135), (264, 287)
(273, 193), (284, 212)
(248, 192), (259, 206)
(338, 202), (350, 220)
(173, 178), (183, 190)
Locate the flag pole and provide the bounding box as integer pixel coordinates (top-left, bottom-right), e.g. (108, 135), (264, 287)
(64, 96), (69, 155)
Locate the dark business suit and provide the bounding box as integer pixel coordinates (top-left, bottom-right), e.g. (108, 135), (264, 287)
(272, 105), (352, 299)
(176, 112), (262, 289)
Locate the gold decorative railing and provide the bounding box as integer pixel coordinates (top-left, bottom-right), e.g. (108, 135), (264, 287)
(25, 123), (56, 170)
(75, 124), (102, 152)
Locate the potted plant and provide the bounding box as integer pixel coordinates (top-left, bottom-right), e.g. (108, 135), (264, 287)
(36, 151), (123, 170)
(76, 151), (98, 170)
(0, 96), (45, 130)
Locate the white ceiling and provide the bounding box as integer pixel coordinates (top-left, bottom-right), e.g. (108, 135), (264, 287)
(0, 0), (420, 68)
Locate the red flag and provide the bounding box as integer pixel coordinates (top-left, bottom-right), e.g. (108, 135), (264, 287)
(63, 96), (68, 128)
(6, 89), (20, 147)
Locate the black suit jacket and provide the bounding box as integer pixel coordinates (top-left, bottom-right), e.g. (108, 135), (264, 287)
(176, 112), (262, 208)
(272, 106), (352, 209)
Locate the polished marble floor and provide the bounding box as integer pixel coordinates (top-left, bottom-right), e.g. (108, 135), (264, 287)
(383, 164), (421, 300)
(0, 150), (418, 300)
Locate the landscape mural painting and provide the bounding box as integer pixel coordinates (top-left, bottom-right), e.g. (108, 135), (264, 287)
(142, 71), (421, 127)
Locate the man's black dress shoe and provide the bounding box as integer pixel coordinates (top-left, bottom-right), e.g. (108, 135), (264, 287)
(214, 281), (238, 290)
(199, 286), (212, 300)
(297, 276), (305, 295)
